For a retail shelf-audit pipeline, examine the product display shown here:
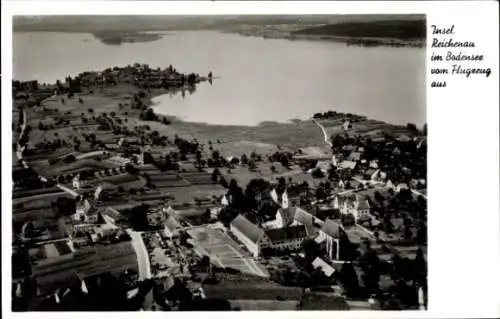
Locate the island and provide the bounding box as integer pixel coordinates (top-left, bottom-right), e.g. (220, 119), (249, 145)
(12, 63), (427, 312)
(92, 31), (164, 45)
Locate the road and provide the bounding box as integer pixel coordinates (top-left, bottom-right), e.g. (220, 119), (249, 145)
(127, 229), (152, 281)
(56, 184), (80, 198)
(16, 109), (28, 168)
(15, 108), (82, 198)
(411, 189), (427, 199)
(76, 150), (105, 160)
(312, 120), (427, 200)
(312, 119), (333, 148)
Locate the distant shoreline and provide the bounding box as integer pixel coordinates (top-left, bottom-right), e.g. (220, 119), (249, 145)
(91, 31), (164, 45)
(224, 30), (425, 48)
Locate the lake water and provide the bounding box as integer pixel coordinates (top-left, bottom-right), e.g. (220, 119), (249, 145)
(14, 31), (426, 126)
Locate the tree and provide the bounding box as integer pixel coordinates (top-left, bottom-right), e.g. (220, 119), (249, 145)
(63, 154), (76, 163)
(52, 197), (76, 216)
(211, 168), (220, 182)
(248, 159), (257, 171)
(339, 262), (360, 298)
(280, 155), (290, 169)
(125, 163), (139, 175)
(302, 238), (320, 263)
(406, 123), (418, 133)
(311, 168), (325, 179)
(240, 154), (248, 165)
(219, 176), (228, 188)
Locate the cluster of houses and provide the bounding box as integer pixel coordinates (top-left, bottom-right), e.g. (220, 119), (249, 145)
(226, 187), (374, 267)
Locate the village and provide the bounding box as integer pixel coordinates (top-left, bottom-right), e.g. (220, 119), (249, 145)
(12, 63), (427, 311)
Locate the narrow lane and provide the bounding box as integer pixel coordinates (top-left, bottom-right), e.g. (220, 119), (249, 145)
(126, 229), (152, 281)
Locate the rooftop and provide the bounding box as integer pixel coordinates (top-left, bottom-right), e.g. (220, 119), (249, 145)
(265, 225), (307, 242)
(230, 214), (265, 244)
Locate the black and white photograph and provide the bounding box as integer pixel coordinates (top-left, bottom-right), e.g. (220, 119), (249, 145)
(4, 1), (498, 317)
(9, 13), (428, 312)
(9, 13), (429, 312)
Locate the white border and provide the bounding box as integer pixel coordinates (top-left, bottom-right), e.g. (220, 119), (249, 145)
(2, 1), (500, 319)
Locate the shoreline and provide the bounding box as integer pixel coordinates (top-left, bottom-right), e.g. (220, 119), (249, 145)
(14, 28), (425, 48)
(14, 64), (424, 159)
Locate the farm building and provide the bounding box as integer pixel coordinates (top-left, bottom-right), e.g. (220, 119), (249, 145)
(230, 215), (267, 257)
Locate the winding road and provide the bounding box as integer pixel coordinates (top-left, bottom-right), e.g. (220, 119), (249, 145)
(312, 119), (333, 148)
(15, 106), (80, 198)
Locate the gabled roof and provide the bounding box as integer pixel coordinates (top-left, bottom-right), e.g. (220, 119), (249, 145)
(348, 152), (361, 162)
(357, 199), (370, 210)
(230, 215), (265, 244)
(165, 216), (181, 231)
(312, 257), (336, 277)
(265, 225), (307, 243)
(293, 207), (322, 236)
(339, 161), (356, 169)
(320, 219), (343, 239)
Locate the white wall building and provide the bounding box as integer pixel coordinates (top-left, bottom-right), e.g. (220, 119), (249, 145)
(230, 215), (268, 257)
(333, 194), (370, 221)
(317, 219), (344, 261)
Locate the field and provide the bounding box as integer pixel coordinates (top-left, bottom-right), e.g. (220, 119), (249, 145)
(159, 185), (226, 204)
(26, 82), (329, 166)
(187, 225), (269, 277)
(217, 164), (326, 189)
(12, 187), (63, 199)
(36, 159), (118, 177)
(32, 241), (138, 295)
(318, 118), (413, 140)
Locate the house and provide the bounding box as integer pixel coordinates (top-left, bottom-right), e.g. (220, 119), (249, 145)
(311, 257), (336, 278)
(292, 207), (323, 237)
(76, 199), (92, 216)
(348, 152), (361, 162)
(342, 120), (351, 131)
(370, 170), (387, 182)
(264, 225), (307, 251)
(262, 207), (295, 230)
(315, 204), (341, 221)
(165, 216), (182, 238)
(369, 160), (379, 169)
(338, 180), (345, 189)
(396, 183), (409, 193)
(262, 207), (322, 237)
(386, 179), (395, 189)
(333, 194), (370, 221)
(73, 200), (100, 224)
(230, 215), (268, 257)
(72, 174), (85, 190)
(100, 207), (124, 224)
(338, 160), (356, 170)
(106, 156), (131, 166)
(315, 160), (332, 174)
(146, 210), (166, 227)
(94, 182), (118, 200)
(316, 219), (345, 261)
